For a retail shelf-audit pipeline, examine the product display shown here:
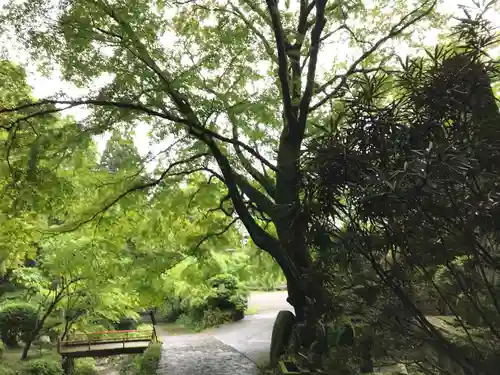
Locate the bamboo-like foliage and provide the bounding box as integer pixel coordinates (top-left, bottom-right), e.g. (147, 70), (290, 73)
(303, 8), (500, 375)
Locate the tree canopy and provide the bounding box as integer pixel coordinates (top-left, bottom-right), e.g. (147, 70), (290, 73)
(1, 0), (500, 372)
(0, 0), (458, 319)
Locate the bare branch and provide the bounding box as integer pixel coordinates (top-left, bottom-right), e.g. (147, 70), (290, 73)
(311, 0), (437, 111)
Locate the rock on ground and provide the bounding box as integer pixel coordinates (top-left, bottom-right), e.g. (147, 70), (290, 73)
(157, 334), (261, 375)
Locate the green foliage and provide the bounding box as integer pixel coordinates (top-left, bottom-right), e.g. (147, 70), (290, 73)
(135, 343), (161, 375)
(0, 341), (4, 358)
(159, 270), (248, 330)
(18, 358), (64, 375)
(207, 273), (248, 313)
(100, 131), (143, 173)
(0, 366), (15, 375)
(200, 308), (233, 329)
(0, 302), (38, 347)
(74, 358), (98, 375)
(115, 317), (138, 330)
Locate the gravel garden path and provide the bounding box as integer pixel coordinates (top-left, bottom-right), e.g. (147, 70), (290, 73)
(156, 291), (293, 375)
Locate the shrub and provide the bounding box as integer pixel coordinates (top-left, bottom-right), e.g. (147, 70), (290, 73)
(74, 358), (98, 375)
(136, 343), (161, 375)
(201, 308), (232, 328)
(207, 274), (248, 320)
(18, 358), (64, 375)
(0, 302), (38, 347)
(115, 317), (138, 330)
(0, 341), (4, 358)
(160, 297), (183, 322)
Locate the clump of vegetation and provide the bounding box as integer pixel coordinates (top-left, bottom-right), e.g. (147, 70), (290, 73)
(18, 358), (64, 375)
(74, 358), (99, 375)
(0, 302), (38, 348)
(135, 343), (162, 375)
(0, 366), (15, 375)
(207, 274), (248, 320)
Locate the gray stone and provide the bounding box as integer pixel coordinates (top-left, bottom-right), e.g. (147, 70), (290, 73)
(39, 335), (51, 343)
(270, 310), (296, 366)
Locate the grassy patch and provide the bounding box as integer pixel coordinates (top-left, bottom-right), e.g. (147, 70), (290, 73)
(0, 347), (63, 375)
(245, 306), (259, 315)
(1, 347), (60, 371)
(135, 343), (161, 375)
(155, 322), (194, 336)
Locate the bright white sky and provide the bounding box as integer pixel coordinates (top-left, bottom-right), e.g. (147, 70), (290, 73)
(1, 0), (498, 164)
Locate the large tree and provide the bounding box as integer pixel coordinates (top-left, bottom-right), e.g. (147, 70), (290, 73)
(1, 0), (445, 321)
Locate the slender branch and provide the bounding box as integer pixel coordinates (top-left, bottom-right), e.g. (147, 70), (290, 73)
(0, 99), (186, 124)
(315, 67), (396, 96)
(193, 218), (240, 250)
(224, 3), (277, 63)
(206, 194), (234, 217)
(240, 0), (272, 26)
(2, 98), (277, 173)
(310, 0), (437, 111)
(46, 153), (209, 233)
(229, 112), (276, 198)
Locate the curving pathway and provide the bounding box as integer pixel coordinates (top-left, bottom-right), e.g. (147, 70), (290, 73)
(156, 291), (293, 375)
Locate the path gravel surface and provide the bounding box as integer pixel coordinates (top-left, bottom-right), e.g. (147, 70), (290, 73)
(156, 291), (293, 374)
(157, 334), (261, 375)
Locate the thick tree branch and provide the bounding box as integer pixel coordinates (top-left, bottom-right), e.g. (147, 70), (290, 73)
(298, 0), (327, 134)
(2, 98), (277, 173)
(310, 0), (437, 111)
(233, 172), (275, 216)
(202, 134), (281, 253)
(266, 0), (295, 126)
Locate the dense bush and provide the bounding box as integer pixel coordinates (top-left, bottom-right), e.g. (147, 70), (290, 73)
(115, 317), (138, 330)
(0, 341), (4, 358)
(135, 343), (161, 375)
(73, 358), (98, 375)
(18, 358), (64, 375)
(163, 272), (248, 330)
(207, 274), (248, 320)
(0, 302), (38, 347)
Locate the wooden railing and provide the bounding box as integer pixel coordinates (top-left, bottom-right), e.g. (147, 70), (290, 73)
(58, 329), (157, 352)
